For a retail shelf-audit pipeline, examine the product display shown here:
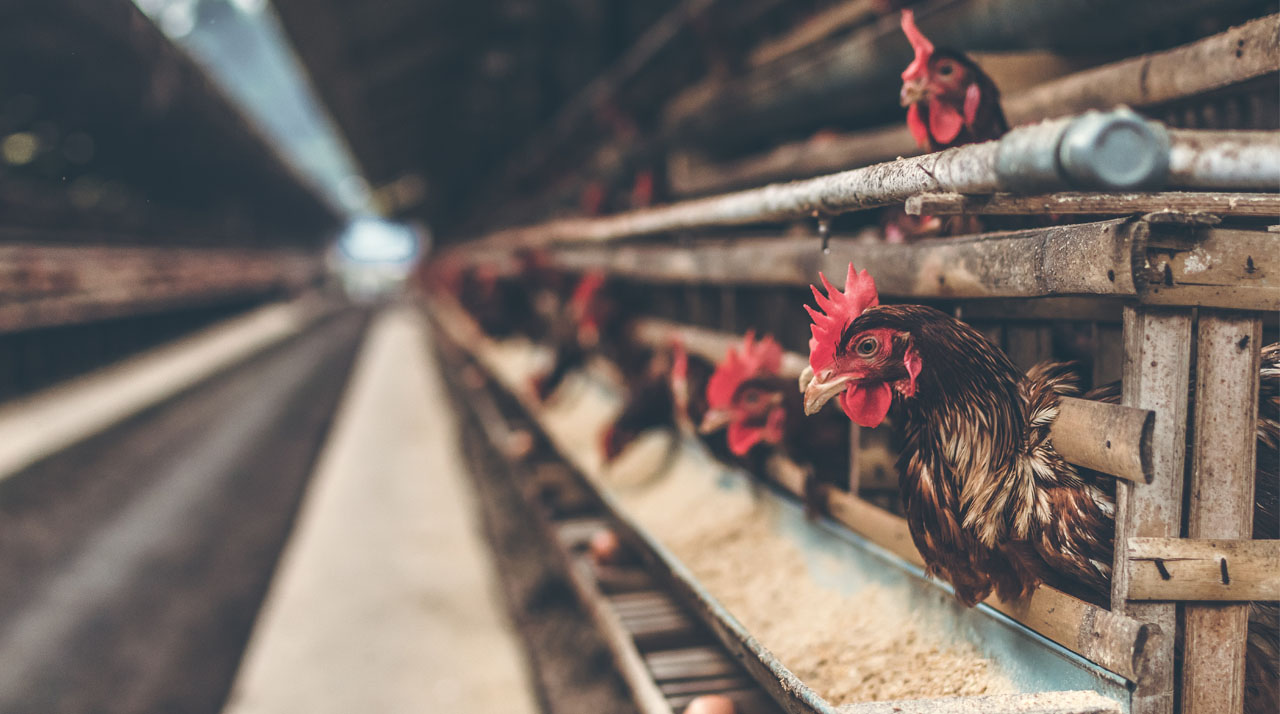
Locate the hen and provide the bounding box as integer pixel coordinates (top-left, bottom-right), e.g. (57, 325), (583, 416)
(699, 332), (849, 512)
(531, 271), (649, 401)
(882, 10), (1009, 242)
(898, 9), (1008, 152)
(600, 339), (720, 464)
(799, 263), (1277, 712)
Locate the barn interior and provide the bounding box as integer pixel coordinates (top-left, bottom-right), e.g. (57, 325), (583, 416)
(0, 1), (1276, 713)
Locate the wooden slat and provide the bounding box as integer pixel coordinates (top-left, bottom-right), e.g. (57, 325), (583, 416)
(905, 192), (1280, 218)
(0, 244), (320, 333)
(1181, 312), (1262, 713)
(1127, 538), (1280, 601)
(1111, 307), (1192, 714)
(544, 219), (1139, 299)
(1049, 397), (1153, 484)
(747, 0), (878, 67)
(1137, 226), (1279, 312)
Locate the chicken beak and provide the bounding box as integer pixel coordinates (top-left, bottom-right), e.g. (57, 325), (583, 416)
(797, 364), (814, 394)
(698, 408), (735, 434)
(803, 374), (852, 416)
(900, 79), (928, 107)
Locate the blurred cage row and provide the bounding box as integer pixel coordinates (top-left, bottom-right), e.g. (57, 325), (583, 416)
(412, 1), (1278, 714)
(0, 0), (1276, 713)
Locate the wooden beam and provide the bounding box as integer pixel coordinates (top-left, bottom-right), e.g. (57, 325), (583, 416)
(1111, 307), (1192, 714)
(0, 245), (320, 333)
(546, 219), (1140, 300)
(747, 0), (879, 68)
(1137, 225), (1279, 312)
(1181, 311), (1262, 713)
(905, 192), (1280, 218)
(449, 219), (1275, 312)
(1050, 397), (1153, 484)
(1127, 538), (1279, 601)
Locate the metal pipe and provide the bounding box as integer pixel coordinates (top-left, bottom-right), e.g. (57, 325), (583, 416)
(480, 113), (1274, 247)
(1169, 131), (1280, 191)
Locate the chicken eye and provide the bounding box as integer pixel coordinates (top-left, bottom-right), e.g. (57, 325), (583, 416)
(936, 61), (955, 77)
(855, 337), (879, 356)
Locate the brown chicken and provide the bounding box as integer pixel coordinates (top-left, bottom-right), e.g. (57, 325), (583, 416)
(799, 263), (1277, 712)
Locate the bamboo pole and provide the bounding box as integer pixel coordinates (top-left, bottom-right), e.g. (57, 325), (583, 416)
(475, 127), (1274, 249)
(1181, 312), (1262, 713)
(1127, 538), (1280, 601)
(905, 191), (1280, 217)
(1112, 307), (1193, 714)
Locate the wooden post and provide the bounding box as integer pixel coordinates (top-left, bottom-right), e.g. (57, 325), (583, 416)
(1113, 306), (1192, 714)
(1007, 325), (1053, 372)
(1093, 323), (1124, 388)
(1181, 311), (1262, 714)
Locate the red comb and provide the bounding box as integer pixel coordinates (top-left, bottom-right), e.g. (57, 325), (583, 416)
(900, 9), (934, 83)
(569, 270), (606, 315)
(805, 264), (880, 372)
(706, 331), (783, 409)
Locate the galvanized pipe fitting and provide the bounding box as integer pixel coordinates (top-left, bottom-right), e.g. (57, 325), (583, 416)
(995, 108), (1170, 192)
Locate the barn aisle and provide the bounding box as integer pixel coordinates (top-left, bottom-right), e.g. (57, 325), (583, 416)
(223, 306), (538, 714)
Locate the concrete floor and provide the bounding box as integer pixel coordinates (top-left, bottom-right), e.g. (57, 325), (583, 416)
(223, 307), (539, 714)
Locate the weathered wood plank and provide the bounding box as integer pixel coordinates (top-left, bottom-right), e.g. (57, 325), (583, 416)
(1181, 312), (1262, 714)
(1127, 538), (1279, 601)
(1050, 397), (1153, 484)
(1137, 226), (1279, 312)
(0, 245), (319, 333)
(905, 192), (1280, 218)
(747, 0), (879, 68)
(1112, 307), (1192, 714)
(546, 219), (1139, 300)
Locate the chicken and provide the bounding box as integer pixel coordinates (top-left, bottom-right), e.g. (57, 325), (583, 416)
(600, 339), (722, 464)
(532, 271), (651, 402)
(699, 331), (849, 512)
(898, 9), (1008, 152)
(879, 11), (1010, 242)
(799, 263), (1278, 712)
